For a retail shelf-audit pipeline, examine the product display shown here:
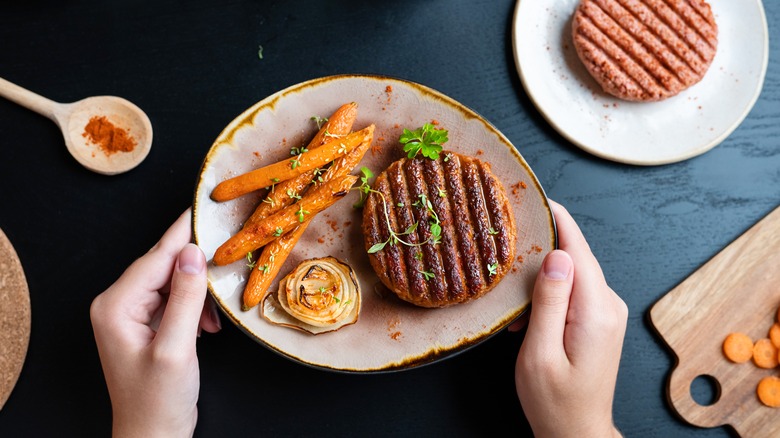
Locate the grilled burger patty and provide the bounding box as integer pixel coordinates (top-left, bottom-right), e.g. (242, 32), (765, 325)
(362, 151), (517, 308)
(572, 0), (718, 102)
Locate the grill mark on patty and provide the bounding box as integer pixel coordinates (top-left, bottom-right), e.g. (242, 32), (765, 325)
(591, 0), (696, 86)
(658, 0), (717, 49)
(372, 171), (409, 295)
(615, 0), (708, 75)
(463, 157), (498, 289)
(575, 17), (658, 98)
(645, 0), (716, 65)
(403, 158), (447, 305)
(479, 161), (515, 268)
(386, 160), (428, 303)
(422, 157), (468, 303)
(443, 154), (486, 298)
(581, 2), (681, 94)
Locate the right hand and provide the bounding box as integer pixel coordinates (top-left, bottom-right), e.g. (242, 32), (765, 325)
(513, 201), (628, 437)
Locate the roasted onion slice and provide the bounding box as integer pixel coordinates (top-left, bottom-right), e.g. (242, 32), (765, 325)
(261, 256), (361, 334)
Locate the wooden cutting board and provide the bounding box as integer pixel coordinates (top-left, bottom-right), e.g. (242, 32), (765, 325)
(0, 227), (30, 410)
(650, 205), (780, 436)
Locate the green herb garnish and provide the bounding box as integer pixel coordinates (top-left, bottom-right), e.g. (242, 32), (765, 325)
(296, 204), (309, 223)
(419, 270), (435, 281)
(311, 115), (328, 129)
(286, 189), (302, 200)
(245, 252), (256, 269)
(399, 123), (448, 160)
(353, 166), (374, 208)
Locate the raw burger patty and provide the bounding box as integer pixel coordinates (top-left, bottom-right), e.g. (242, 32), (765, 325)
(572, 0), (718, 102)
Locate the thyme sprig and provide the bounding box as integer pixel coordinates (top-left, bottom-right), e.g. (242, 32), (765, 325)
(353, 167), (443, 254)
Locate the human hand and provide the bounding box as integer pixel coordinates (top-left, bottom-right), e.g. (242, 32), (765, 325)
(513, 200), (627, 438)
(90, 208), (221, 438)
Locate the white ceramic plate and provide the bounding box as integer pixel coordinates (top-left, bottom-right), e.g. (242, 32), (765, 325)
(512, 0), (769, 165)
(193, 74), (556, 372)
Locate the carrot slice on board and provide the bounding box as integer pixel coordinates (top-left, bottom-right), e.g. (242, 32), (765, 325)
(769, 323), (780, 349)
(753, 338), (779, 369)
(723, 332), (754, 363)
(757, 376), (780, 408)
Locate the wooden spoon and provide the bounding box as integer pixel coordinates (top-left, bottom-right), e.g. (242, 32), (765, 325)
(0, 76), (152, 175)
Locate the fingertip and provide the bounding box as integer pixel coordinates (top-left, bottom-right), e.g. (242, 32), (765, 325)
(177, 243), (206, 275)
(542, 250), (572, 280)
(523, 250), (575, 347)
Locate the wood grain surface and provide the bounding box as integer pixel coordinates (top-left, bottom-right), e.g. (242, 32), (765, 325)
(0, 228), (30, 410)
(651, 206), (780, 436)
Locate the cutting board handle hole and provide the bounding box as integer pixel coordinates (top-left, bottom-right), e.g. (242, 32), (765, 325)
(690, 374), (721, 407)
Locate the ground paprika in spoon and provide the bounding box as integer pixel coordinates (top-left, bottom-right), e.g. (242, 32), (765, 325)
(82, 115), (136, 156)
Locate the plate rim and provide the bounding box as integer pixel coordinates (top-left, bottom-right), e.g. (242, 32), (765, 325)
(193, 73), (556, 372)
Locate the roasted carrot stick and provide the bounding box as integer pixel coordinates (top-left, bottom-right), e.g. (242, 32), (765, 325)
(243, 102), (358, 225)
(241, 136), (372, 310)
(242, 225), (305, 311)
(212, 174), (358, 266)
(211, 124), (373, 202)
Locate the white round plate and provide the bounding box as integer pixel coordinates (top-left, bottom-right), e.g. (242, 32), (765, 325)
(512, 0), (769, 165)
(193, 74), (556, 373)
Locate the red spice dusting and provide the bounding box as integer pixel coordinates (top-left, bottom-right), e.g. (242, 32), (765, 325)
(317, 237), (325, 244)
(517, 255), (524, 263)
(476, 149), (484, 155)
(385, 85), (392, 93)
(252, 151), (261, 158)
(82, 116), (136, 156)
(326, 220), (339, 232)
(511, 181), (527, 195)
(431, 119), (439, 126)
(343, 221), (352, 228)
(388, 318), (402, 340)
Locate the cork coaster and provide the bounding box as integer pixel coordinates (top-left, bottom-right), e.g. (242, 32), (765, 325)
(0, 227), (30, 410)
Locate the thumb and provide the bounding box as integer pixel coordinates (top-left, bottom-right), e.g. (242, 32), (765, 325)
(521, 250), (574, 357)
(155, 243), (208, 353)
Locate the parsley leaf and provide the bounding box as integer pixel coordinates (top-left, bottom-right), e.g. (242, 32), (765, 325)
(399, 123), (448, 160)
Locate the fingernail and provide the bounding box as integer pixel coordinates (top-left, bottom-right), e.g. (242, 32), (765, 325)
(544, 250), (571, 280)
(178, 243), (205, 274)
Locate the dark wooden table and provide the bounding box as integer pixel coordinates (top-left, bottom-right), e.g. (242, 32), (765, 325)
(1, 1), (777, 436)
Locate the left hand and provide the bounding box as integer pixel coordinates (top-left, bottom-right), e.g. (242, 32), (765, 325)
(90, 208), (221, 437)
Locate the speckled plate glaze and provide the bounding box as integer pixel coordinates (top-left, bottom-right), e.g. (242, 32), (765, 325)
(512, 0), (769, 165)
(193, 74), (555, 373)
